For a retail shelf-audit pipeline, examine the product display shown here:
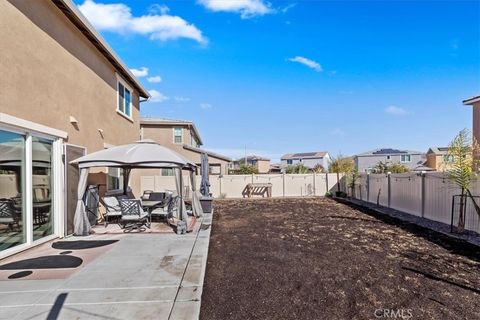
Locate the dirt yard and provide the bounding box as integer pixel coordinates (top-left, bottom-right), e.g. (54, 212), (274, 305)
(200, 198), (480, 320)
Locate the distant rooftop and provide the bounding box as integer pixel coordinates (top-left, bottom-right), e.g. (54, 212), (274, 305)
(281, 151), (328, 160)
(183, 145), (231, 162)
(428, 147), (449, 155)
(357, 148), (424, 157)
(236, 155), (270, 162)
(140, 117), (203, 146)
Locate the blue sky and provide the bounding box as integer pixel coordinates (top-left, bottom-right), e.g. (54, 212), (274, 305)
(75, 0), (480, 162)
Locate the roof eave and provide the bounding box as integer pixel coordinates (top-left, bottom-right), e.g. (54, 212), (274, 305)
(53, 0), (150, 98)
(463, 95), (480, 105)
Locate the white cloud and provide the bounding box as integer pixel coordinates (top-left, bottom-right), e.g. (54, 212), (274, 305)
(198, 0), (273, 19)
(281, 3), (296, 13)
(200, 103), (212, 109)
(148, 4), (170, 15)
(147, 76), (162, 83)
(148, 90), (168, 102)
(130, 67), (148, 77)
(78, 0), (207, 44)
(385, 105), (410, 116)
(174, 96), (190, 102)
(288, 56), (322, 72)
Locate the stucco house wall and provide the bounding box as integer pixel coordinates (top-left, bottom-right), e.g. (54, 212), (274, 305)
(355, 154), (426, 173)
(0, 0), (144, 153)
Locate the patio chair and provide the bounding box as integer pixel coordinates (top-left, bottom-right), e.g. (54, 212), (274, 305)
(84, 185), (100, 226)
(0, 199), (20, 231)
(119, 199), (149, 232)
(100, 196), (122, 227)
(150, 192), (173, 223)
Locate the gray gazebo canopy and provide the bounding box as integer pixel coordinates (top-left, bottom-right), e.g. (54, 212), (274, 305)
(70, 139), (203, 236)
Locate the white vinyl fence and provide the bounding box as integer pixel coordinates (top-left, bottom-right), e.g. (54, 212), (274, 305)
(140, 173), (345, 199)
(349, 172), (480, 233)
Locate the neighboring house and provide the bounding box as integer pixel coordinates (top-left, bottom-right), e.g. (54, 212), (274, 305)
(464, 95), (480, 145)
(269, 164), (283, 174)
(426, 147), (454, 171)
(232, 155), (271, 174)
(0, 0), (149, 257)
(281, 152), (331, 171)
(139, 118), (231, 176)
(354, 148), (426, 173)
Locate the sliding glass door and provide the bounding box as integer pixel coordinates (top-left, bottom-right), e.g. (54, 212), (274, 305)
(0, 130), (26, 251)
(0, 128), (57, 253)
(32, 137), (53, 242)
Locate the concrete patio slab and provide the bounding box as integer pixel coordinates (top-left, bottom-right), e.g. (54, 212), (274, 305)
(0, 212), (213, 320)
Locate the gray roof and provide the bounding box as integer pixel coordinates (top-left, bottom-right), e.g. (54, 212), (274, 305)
(53, 0), (149, 98)
(427, 147), (449, 155)
(236, 155), (270, 162)
(356, 148), (424, 157)
(183, 145), (231, 162)
(281, 151), (328, 160)
(140, 117), (203, 146)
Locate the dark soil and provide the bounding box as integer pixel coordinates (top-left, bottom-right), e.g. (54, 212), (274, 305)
(200, 198), (480, 320)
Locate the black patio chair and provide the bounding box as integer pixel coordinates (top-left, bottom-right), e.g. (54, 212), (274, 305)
(84, 185), (100, 226)
(119, 199), (149, 232)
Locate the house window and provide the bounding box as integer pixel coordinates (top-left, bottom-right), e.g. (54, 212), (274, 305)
(209, 164), (221, 175)
(401, 155), (411, 163)
(443, 155), (455, 162)
(107, 168), (123, 191)
(117, 81), (132, 118)
(173, 127), (183, 144)
(287, 160), (293, 165)
(161, 168), (174, 176)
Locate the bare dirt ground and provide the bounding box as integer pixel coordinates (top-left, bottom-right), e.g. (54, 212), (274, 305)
(200, 198), (480, 320)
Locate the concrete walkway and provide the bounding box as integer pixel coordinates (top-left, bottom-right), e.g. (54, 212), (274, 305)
(0, 213), (212, 320)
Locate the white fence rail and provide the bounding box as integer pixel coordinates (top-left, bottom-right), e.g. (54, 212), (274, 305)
(349, 172), (480, 233)
(140, 173), (345, 199)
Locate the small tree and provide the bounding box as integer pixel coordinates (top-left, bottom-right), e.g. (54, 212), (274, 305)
(235, 164), (259, 175)
(286, 163), (310, 174)
(346, 168), (360, 198)
(445, 129), (480, 231)
(313, 164), (325, 173)
(330, 155), (355, 193)
(372, 161), (409, 174)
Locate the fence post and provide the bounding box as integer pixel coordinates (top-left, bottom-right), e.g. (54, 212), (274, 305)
(219, 175), (222, 196)
(421, 171), (426, 218)
(325, 173), (329, 193)
(252, 174), (254, 184)
(282, 173), (286, 197)
(313, 172), (316, 196)
(387, 172), (392, 208)
(366, 173), (370, 202)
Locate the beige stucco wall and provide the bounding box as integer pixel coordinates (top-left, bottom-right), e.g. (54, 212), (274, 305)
(473, 102), (480, 147)
(256, 160), (271, 174)
(140, 124), (230, 174)
(0, 0), (141, 153)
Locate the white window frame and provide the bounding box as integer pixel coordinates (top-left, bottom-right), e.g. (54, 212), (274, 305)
(116, 74), (133, 122)
(0, 115), (65, 260)
(106, 167), (124, 193)
(401, 154), (412, 163)
(173, 127), (183, 144)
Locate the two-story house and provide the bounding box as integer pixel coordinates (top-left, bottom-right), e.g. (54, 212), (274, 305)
(354, 148), (426, 173)
(0, 0), (149, 258)
(281, 152), (331, 171)
(426, 147), (455, 171)
(231, 155), (271, 174)
(464, 95), (480, 145)
(139, 118), (231, 176)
